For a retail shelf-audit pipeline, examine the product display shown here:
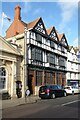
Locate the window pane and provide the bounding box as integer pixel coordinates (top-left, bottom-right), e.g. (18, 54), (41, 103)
(0, 67), (6, 89)
(0, 78), (6, 89)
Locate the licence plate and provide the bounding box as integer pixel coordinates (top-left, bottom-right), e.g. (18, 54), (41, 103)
(41, 92), (45, 94)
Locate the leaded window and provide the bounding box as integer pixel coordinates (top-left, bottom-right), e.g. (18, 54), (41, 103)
(0, 67), (6, 89)
(47, 53), (55, 64)
(58, 57), (65, 67)
(50, 41), (55, 49)
(35, 34), (42, 43)
(31, 47), (43, 62)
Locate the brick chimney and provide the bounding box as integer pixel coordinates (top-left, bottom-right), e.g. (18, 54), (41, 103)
(14, 5), (21, 20)
(6, 5), (25, 38)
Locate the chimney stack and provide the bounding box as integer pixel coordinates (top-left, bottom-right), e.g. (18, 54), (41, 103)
(14, 5), (21, 20)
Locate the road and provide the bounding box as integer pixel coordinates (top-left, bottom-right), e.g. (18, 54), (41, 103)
(2, 94), (80, 119)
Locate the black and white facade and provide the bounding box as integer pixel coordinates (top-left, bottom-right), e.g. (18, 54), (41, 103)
(25, 18), (68, 95)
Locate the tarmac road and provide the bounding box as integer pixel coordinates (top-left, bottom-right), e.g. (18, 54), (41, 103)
(2, 94), (80, 119)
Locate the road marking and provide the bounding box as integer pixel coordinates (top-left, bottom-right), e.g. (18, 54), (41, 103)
(61, 100), (80, 106)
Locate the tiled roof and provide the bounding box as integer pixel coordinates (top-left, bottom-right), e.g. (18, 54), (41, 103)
(21, 21), (27, 27)
(21, 17), (41, 30)
(56, 31), (63, 41)
(47, 26), (55, 35)
(27, 17), (41, 29)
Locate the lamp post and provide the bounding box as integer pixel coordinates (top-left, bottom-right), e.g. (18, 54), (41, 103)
(24, 27), (28, 101)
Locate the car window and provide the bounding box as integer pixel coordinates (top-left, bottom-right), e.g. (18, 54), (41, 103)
(64, 87), (70, 89)
(57, 86), (62, 89)
(50, 86), (53, 89)
(72, 86), (78, 89)
(40, 86), (48, 91)
(52, 85), (58, 89)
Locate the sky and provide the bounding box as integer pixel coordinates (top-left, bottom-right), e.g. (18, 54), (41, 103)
(0, 0), (79, 47)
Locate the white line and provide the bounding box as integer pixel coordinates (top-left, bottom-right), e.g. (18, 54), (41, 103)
(61, 100), (80, 106)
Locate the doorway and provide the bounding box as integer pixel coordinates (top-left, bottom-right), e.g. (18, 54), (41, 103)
(28, 75), (33, 94)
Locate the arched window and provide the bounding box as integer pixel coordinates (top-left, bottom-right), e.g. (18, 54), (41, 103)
(0, 67), (6, 89)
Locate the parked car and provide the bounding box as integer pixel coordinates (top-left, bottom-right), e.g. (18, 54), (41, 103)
(64, 86), (80, 95)
(39, 84), (67, 99)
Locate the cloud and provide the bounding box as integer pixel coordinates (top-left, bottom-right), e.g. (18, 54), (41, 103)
(33, 9), (42, 15)
(57, 1), (78, 32)
(33, 8), (44, 15)
(22, 2), (31, 14)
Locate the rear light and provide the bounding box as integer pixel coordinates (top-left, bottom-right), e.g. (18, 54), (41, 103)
(45, 89), (50, 93)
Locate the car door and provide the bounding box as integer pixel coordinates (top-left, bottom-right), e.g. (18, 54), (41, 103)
(57, 86), (64, 96)
(73, 86), (78, 93)
(52, 85), (61, 97)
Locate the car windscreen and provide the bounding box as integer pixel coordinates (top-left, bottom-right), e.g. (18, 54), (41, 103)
(39, 86), (49, 91)
(50, 85), (58, 89)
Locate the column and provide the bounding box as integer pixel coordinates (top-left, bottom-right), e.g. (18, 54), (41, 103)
(11, 61), (16, 98)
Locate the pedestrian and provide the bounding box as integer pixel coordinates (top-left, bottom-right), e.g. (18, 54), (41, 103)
(26, 89), (30, 96)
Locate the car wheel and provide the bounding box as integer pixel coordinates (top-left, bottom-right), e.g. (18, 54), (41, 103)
(64, 92), (67, 97)
(41, 97), (44, 99)
(51, 93), (55, 99)
(72, 91), (74, 95)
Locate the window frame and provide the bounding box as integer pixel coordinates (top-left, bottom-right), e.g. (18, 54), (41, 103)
(0, 67), (7, 90)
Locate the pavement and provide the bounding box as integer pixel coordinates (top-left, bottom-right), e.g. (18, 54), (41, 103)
(1, 95), (41, 109)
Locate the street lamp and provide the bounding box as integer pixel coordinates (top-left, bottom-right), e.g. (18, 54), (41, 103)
(24, 27), (28, 101)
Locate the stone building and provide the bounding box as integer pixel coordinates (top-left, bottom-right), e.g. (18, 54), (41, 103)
(0, 36), (24, 98)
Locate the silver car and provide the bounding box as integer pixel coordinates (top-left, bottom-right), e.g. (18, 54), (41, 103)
(64, 86), (80, 95)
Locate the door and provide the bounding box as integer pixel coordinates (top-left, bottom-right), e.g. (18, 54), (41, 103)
(28, 75), (33, 94)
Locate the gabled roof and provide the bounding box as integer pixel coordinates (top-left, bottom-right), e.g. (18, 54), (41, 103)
(47, 26), (55, 35)
(21, 17), (47, 35)
(27, 17), (47, 35)
(56, 31), (63, 41)
(46, 26), (59, 42)
(27, 17), (41, 29)
(68, 46), (78, 53)
(56, 31), (68, 47)
(68, 45), (73, 51)
(0, 36), (21, 56)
